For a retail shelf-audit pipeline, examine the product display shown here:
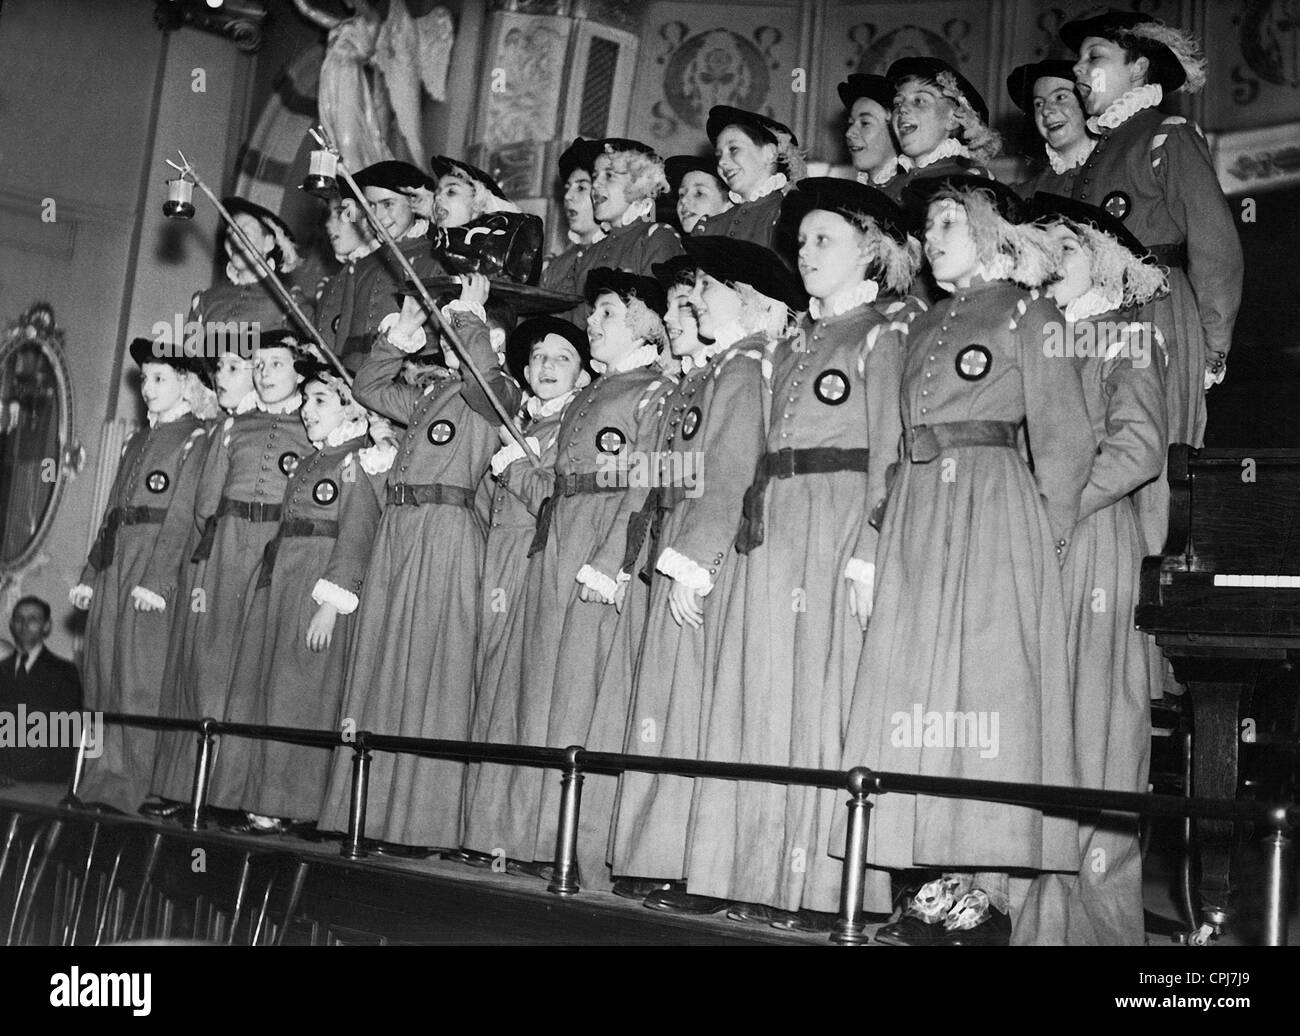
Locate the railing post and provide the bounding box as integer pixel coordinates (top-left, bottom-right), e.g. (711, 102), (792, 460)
(184, 719), (217, 832)
(1262, 807), (1291, 947)
(61, 723), (89, 807)
(547, 746), (585, 896)
(832, 767), (875, 946)
(341, 734), (371, 860)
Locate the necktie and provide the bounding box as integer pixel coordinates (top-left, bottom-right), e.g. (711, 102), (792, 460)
(16, 652), (28, 677)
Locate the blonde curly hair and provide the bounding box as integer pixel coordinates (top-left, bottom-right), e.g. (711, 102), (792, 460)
(931, 187), (1058, 289)
(847, 214), (923, 296)
(899, 72), (1002, 164)
(601, 146), (670, 202)
(1048, 218), (1170, 309)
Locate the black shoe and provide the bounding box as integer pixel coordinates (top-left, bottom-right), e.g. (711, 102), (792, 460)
(505, 859), (553, 880)
(874, 913), (949, 946)
(939, 893), (1011, 946)
(219, 814), (284, 836)
(370, 841), (439, 859)
(138, 799), (186, 819)
(875, 876), (962, 946)
(612, 877), (681, 901)
(643, 889), (730, 915)
(769, 908), (837, 934)
(725, 902), (782, 924)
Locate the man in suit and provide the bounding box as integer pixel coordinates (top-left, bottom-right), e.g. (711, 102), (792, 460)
(0, 596), (83, 786)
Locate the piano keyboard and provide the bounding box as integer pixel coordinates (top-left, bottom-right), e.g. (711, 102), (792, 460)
(1213, 575), (1300, 588)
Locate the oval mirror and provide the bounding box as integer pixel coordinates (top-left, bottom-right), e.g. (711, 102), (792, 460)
(0, 303), (81, 573)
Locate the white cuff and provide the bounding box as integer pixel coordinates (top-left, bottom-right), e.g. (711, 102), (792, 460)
(379, 311), (427, 354)
(359, 441), (397, 475)
(69, 584), (93, 606)
(490, 437), (539, 477)
(131, 586), (167, 611)
(576, 564), (619, 603)
(655, 547), (714, 596)
(844, 558), (875, 585)
(442, 299), (488, 325)
(1205, 365), (1226, 390)
(312, 578), (360, 615)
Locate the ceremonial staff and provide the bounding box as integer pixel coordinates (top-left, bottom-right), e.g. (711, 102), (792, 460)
(164, 153), (352, 385)
(305, 128), (540, 465)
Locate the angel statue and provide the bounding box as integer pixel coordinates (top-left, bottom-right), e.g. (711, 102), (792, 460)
(293, 0), (455, 171)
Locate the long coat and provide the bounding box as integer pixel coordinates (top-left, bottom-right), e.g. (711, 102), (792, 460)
(1068, 105), (1242, 450)
(316, 310), (519, 847)
(686, 299), (906, 914)
(1016, 312), (1167, 945)
(229, 434), (384, 821)
(78, 414), (208, 811)
(692, 190), (786, 250)
(837, 283), (1095, 914)
(609, 335), (767, 881)
(151, 404), (312, 806)
(338, 235), (442, 374)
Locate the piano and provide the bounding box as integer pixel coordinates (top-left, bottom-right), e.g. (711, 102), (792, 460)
(1136, 444), (1300, 940)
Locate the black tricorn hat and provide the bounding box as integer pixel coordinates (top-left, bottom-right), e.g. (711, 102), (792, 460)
(901, 173), (1030, 228)
(221, 196), (296, 243)
(429, 155), (508, 200)
(558, 138), (604, 185)
(664, 155), (726, 195)
(583, 267), (668, 316)
(597, 138), (659, 159)
(1028, 192), (1152, 261)
(779, 177), (912, 245)
(1060, 9), (1189, 92)
(886, 56), (990, 125)
(1006, 60), (1080, 113)
(252, 328), (316, 361)
(650, 254), (699, 290)
(506, 315), (594, 388)
(130, 336), (200, 373)
(350, 160), (438, 197)
(683, 236), (808, 313)
(837, 73), (896, 113)
(293, 358), (348, 384)
(705, 105), (798, 147)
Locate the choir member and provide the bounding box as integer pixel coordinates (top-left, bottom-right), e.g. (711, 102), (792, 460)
(1015, 192), (1169, 944)
(610, 238), (805, 913)
(223, 360), (384, 833)
(1006, 60), (1094, 198)
(540, 137), (608, 319)
(461, 317), (594, 865)
(838, 74), (901, 188)
(881, 57), (999, 203)
(664, 155), (730, 235)
(336, 160), (441, 374)
(150, 331), (312, 813)
(427, 155), (544, 286)
(486, 269), (672, 885)
(313, 191), (378, 359)
(566, 139), (684, 309)
(187, 197), (306, 354)
(693, 107), (804, 249)
(1060, 8), (1242, 450)
(837, 174), (1094, 946)
(685, 179), (918, 931)
(70, 339), (217, 813)
(317, 274), (520, 853)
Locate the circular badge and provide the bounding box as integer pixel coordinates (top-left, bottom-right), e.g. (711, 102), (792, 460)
(681, 407), (702, 441)
(1102, 190), (1131, 221)
(278, 451), (300, 476)
(427, 420), (456, 445)
(331, 315), (341, 334)
(596, 427), (626, 454)
(814, 369), (850, 405)
(955, 345), (992, 381)
(145, 470), (169, 494)
(313, 478), (339, 505)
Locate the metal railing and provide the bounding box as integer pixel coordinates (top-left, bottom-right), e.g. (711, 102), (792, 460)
(62, 712), (1298, 946)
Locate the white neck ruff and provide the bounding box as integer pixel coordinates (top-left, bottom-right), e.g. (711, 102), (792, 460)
(604, 343), (659, 374)
(857, 161), (900, 186)
(228, 389), (258, 415)
(319, 418), (368, 449)
(525, 388), (579, 420)
(1088, 83), (1163, 133)
(810, 280), (879, 321)
(225, 262), (264, 287)
(681, 321), (742, 373)
(402, 217), (431, 241)
(256, 392), (302, 415)
(1046, 136), (1097, 174)
(568, 226), (606, 247)
(617, 198), (655, 227)
(1063, 288), (1121, 324)
(147, 399), (193, 428)
(898, 138), (971, 172)
(728, 172), (787, 205)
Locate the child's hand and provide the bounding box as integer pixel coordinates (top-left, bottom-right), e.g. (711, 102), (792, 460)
(69, 585), (93, 611)
(458, 272), (491, 308)
(394, 294), (429, 339)
(402, 185), (435, 222)
(497, 423), (516, 448)
(307, 602), (339, 652)
(667, 580), (703, 628)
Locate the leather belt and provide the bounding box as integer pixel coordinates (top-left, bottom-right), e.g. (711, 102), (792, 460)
(192, 496), (284, 562)
(257, 519), (340, 588)
(88, 506), (168, 572)
(528, 471), (625, 558)
(737, 447), (870, 555)
(1147, 242), (1187, 271)
(904, 421), (1019, 464)
(623, 484), (691, 579)
(386, 482), (475, 508)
